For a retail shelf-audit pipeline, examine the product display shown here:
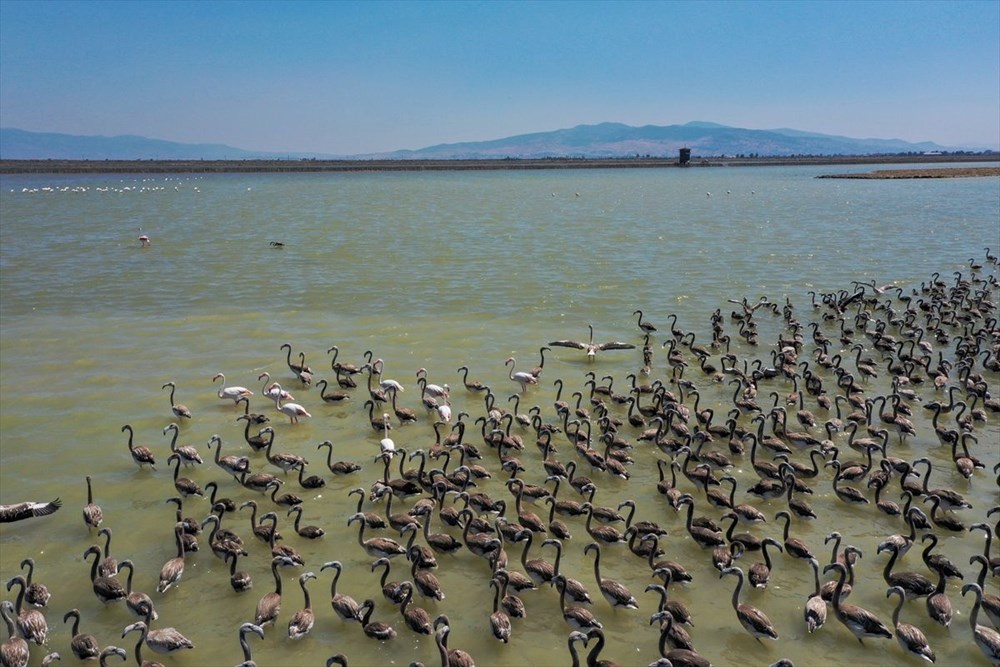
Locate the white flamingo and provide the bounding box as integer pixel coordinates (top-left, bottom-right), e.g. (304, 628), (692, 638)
(213, 373), (253, 404)
(436, 403), (452, 423)
(270, 384), (311, 424)
(417, 368), (450, 400)
(379, 414), (395, 454)
(258, 372), (294, 402)
(505, 357), (538, 393)
(371, 359), (406, 395)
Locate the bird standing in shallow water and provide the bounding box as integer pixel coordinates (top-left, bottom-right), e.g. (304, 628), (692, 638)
(824, 562), (893, 644)
(155, 524), (188, 593)
(63, 608), (99, 660)
(804, 557), (827, 634)
(488, 577), (511, 643)
(5, 575), (47, 645)
(1, 600), (29, 667)
(634, 309), (658, 333)
(82, 476), (102, 531)
(584, 542), (638, 610)
(122, 424), (156, 470)
(213, 372), (253, 404)
(287, 572), (317, 640)
(163, 423), (202, 467)
(161, 382), (192, 419)
(505, 357), (539, 392)
(255, 557), (293, 627)
(321, 561), (362, 623)
(720, 566), (778, 641)
(236, 622), (264, 667)
(886, 585), (936, 663)
(269, 383), (312, 423)
(359, 599), (396, 640)
(122, 615), (194, 656)
(962, 583), (1000, 666)
(19, 559), (49, 609)
(553, 575), (603, 632)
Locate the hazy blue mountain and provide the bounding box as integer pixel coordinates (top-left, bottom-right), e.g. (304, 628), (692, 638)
(0, 122), (970, 161)
(378, 121), (956, 159)
(0, 128), (336, 160)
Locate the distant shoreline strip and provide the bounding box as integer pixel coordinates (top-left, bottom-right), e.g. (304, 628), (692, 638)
(817, 167), (1000, 179)
(0, 155), (996, 175)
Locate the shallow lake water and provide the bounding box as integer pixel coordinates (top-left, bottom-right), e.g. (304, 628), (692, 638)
(1, 164), (998, 667)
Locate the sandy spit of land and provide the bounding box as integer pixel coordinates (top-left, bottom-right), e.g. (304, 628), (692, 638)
(817, 166), (1000, 179)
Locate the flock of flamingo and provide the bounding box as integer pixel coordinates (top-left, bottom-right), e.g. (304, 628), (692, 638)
(1, 252), (999, 667)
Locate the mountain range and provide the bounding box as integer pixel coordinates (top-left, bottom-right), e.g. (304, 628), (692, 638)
(0, 122), (979, 161)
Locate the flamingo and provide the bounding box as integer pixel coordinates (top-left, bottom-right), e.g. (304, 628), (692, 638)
(121, 617), (194, 656)
(161, 382), (192, 419)
(633, 309), (658, 333)
(138, 234), (150, 247)
(417, 368), (450, 401)
(257, 371), (295, 401)
(213, 373), (253, 404)
(380, 377), (405, 394)
(549, 324), (636, 361)
(379, 414), (396, 455)
(121, 424), (156, 470)
(0, 498), (61, 523)
(505, 357), (538, 393)
(269, 384), (311, 424)
(1, 601), (28, 667)
(207, 435), (251, 479)
(280, 343), (312, 376)
(163, 423), (202, 467)
(258, 372), (294, 402)
(372, 359), (406, 395)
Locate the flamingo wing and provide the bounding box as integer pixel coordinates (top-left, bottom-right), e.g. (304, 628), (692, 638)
(549, 340), (588, 350)
(596, 342), (636, 351)
(0, 498), (62, 523)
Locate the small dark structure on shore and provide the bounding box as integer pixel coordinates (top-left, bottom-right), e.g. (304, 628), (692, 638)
(679, 147), (691, 165)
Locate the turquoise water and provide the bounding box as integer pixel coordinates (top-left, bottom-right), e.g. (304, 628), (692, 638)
(1, 164), (998, 667)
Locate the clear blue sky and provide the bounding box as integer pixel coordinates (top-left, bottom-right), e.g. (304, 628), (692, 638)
(1, 0), (997, 154)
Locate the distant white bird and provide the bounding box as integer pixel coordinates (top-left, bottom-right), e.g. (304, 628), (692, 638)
(436, 404), (452, 423)
(213, 373), (253, 404)
(138, 234), (150, 247)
